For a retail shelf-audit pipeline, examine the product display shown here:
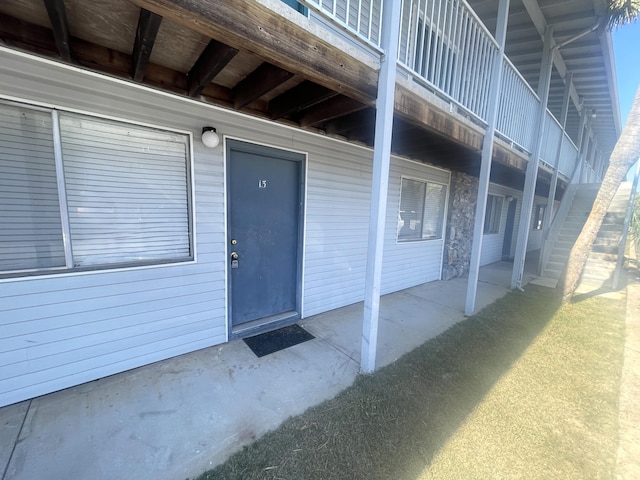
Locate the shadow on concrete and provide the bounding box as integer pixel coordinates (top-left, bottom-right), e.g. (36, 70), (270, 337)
(200, 286), (561, 480)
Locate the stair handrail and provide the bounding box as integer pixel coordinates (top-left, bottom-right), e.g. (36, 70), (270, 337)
(612, 160), (640, 289)
(539, 182), (579, 276)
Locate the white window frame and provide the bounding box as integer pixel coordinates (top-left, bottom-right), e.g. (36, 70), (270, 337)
(483, 194), (503, 235)
(0, 99), (195, 278)
(397, 175), (448, 243)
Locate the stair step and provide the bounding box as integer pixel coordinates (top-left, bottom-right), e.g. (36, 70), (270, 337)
(543, 269), (562, 279)
(546, 260), (564, 272)
(589, 252), (618, 262)
(592, 244), (619, 254)
(549, 254), (568, 264)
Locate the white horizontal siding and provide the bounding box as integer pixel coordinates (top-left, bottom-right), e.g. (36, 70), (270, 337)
(0, 49), (231, 407)
(0, 48), (451, 406)
(479, 184), (555, 266)
(526, 195), (557, 251)
(303, 140), (450, 316)
(480, 184), (523, 266)
(381, 160), (450, 293)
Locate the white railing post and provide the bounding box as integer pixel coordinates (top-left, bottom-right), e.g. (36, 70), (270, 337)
(464, 0), (510, 316)
(538, 71), (572, 275)
(544, 71), (572, 229)
(511, 26), (554, 289)
(360, 0), (402, 374)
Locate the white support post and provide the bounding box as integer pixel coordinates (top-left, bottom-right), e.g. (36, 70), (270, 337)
(360, 0), (402, 374)
(580, 133), (594, 183)
(543, 71), (572, 230)
(511, 26), (554, 289)
(570, 105), (588, 184)
(464, 0), (510, 316)
(538, 71), (572, 274)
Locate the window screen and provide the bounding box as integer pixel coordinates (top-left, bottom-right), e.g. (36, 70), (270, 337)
(484, 194), (503, 234)
(0, 104), (65, 272)
(59, 113), (191, 267)
(0, 101), (193, 276)
(397, 177), (447, 242)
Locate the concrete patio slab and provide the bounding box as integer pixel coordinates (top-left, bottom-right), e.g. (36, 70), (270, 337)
(0, 261), (533, 480)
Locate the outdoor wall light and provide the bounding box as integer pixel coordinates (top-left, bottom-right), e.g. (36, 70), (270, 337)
(591, 109), (597, 119)
(201, 126), (220, 148)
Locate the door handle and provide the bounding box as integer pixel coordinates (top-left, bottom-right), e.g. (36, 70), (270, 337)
(230, 252), (239, 260)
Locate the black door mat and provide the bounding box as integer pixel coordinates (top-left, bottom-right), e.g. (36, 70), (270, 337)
(243, 324), (315, 357)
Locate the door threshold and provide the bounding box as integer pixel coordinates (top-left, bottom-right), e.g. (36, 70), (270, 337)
(231, 310), (301, 339)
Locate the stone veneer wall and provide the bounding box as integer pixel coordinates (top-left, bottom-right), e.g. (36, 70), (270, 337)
(442, 171), (478, 280)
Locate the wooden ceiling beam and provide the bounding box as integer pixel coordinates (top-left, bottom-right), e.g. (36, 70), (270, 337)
(268, 81), (337, 120)
(324, 108), (375, 135)
(127, 0), (378, 105)
(299, 96), (366, 127)
(232, 62), (294, 109)
(0, 12), (58, 55)
(188, 39), (238, 98)
(132, 8), (163, 82)
(42, 0), (72, 62)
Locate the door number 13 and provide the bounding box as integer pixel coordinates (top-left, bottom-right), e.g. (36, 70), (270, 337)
(258, 180), (267, 189)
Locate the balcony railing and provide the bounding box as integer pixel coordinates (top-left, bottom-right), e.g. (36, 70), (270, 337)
(304, 0), (384, 49)
(298, 0), (587, 182)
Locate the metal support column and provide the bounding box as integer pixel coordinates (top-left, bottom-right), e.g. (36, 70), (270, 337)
(464, 0), (510, 315)
(511, 26), (554, 289)
(360, 0), (402, 374)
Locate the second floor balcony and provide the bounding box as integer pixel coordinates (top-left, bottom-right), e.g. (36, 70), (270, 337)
(0, 0), (620, 195)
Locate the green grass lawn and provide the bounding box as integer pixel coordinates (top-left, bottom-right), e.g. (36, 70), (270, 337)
(195, 286), (625, 480)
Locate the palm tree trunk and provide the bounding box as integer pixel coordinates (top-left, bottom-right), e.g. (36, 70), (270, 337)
(562, 85), (640, 303)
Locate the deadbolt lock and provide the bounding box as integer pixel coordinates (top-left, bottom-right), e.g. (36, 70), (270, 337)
(231, 239), (237, 245)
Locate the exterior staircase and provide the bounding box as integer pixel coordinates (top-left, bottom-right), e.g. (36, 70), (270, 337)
(577, 182), (632, 290)
(536, 182), (633, 290)
(539, 184), (599, 286)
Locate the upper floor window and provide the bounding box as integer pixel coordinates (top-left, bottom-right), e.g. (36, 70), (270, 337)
(281, 0), (309, 15)
(397, 177), (447, 242)
(0, 101), (193, 277)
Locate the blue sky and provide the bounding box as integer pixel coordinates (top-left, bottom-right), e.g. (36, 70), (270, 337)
(613, 21), (640, 127)
(612, 21), (640, 179)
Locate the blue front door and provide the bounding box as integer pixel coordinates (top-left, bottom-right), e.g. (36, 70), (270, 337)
(227, 140), (303, 332)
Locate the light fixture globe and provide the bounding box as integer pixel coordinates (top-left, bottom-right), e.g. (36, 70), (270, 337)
(201, 126), (220, 148)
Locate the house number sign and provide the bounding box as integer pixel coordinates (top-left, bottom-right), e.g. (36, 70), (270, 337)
(258, 180), (267, 188)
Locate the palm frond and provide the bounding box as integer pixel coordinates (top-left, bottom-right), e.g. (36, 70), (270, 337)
(606, 0), (640, 29)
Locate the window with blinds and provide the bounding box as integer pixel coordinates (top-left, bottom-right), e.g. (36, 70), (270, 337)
(397, 177), (447, 242)
(0, 101), (193, 276)
(484, 194), (503, 234)
(0, 104), (66, 272)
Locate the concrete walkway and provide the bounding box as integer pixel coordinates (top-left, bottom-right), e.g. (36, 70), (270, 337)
(0, 261), (537, 480)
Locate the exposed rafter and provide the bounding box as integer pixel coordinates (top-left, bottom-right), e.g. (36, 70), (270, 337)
(268, 81), (337, 120)
(519, 0), (581, 113)
(232, 63), (294, 109)
(132, 8), (162, 82)
(325, 109), (376, 135)
(298, 96), (366, 127)
(188, 39), (238, 98)
(42, 0), (72, 62)
(127, 0), (378, 105)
